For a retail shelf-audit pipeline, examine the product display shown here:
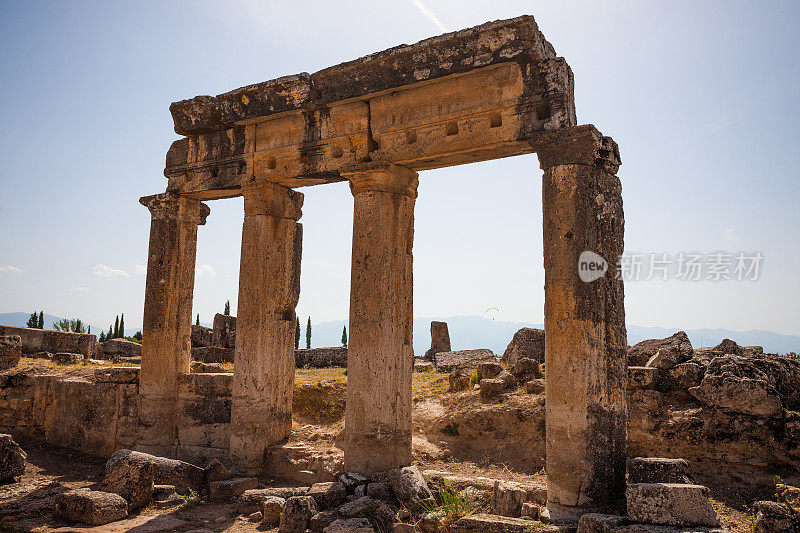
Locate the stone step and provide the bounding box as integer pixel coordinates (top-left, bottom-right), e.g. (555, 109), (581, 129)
(626, 483), (719, 528)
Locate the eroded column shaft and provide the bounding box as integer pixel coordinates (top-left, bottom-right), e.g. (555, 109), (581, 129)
(343, 164), (418, 474)
(230, 182), (303, 471)
(538, 127), (627, 517)
(138, 192), (209, 456)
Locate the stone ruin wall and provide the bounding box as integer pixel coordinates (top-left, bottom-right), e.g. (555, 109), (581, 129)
(0, 325), (95, 358)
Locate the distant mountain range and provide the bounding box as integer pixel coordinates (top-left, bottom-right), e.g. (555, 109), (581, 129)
(2, 312), (797, 356)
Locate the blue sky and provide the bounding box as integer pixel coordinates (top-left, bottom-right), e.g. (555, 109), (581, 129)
(1, 1), (798, 336)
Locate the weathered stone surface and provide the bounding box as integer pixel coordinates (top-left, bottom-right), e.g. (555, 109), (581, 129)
(209, 477), (259, 501)
(424, 321), (451, 360)
(212, 313), (237, 349)
(190, 361), (224, 373)
(480, 378), (506, 399)
(325, 518), (375, 533)
(337, 496), (378, 517)
(339, 472), (370, 491)
(627, 332), (693, 368)
(0, 433), (26, 481)
(478, 362), (503, 380)
(524, 379), (546, 395)
(279, 495), (319, 533)
(296, 347), (348, 368)
(54, 490), (128, 526)
(237, 489), (291, 514)
(576, 513), (728, 532)
(53, 352), (82, 364)
(98, 338), (142, 360)
(152, 484), (182, 508)
(102, 450), (157, 509)
(94, 366), (139, 384)
(308, 481), (347, 509)
(365, 482), (394, 501)
(262, 496), (288, 526)
(414, 360), (434, 372)
(449, 369), (471, 392)
(435, 349), (496, 372)
(512, 357), (541, 379)
(628, 458), (692, 485)
(668, 362), (704, 389)
(626, 483), (719, 527)
(502, 328), (545, 367)
(191, 325), (213, 347)
(497, 370), (517, 389)
(0, 335), (21, 370)
(753, 500), (793, 533)
(388, 465), (431, 503)
(0, 325), (95, 358)
(450, 513), (557, 532)
(491, 480), (526, 517)
(204, 458), (230, 483)
(191, 346), (234, 363)
(310, 510), (340, 532)
(627, 367), (657, 390)
(107, 450), (204, 494)
(521, 502), (539, 519)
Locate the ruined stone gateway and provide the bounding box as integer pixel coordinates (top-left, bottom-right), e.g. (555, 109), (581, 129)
(139, 16), (626, 520)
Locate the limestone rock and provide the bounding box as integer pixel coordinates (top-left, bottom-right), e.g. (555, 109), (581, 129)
(753, 500), (793, 533)
(414, 360), (434, 372)
(628, 458), (692, 485)
(449, 369), (471, 392)
(209, 477), (258, 501)
(53, 352), (81, 364)
(152, 484), (182, 508)
(576, 513), (729, 532)
(279, 495), (319, 533)
(512, 357), (541, 379)
(388, 465), (432, 503)
(501, 328), (545, 367)
(262, 496), (287, 526)
(450, 513), (557, 532)
(491, 480), (525, 517)
(325, 517), (375, 533)
(191, 346), (235, 363)
(424, 321), (451, 360)
(98, 338), (142, 360)
(190, 361), (225, 373)
(94, 366), (139, 384)
(627, 332), (693, 368)
(480, 378), (506, 399)
(204, 458), (230, 483)
(0, 434), (26, 481)
(524, 379), (545, 394)
(310, 510), (340, 531)
(365, 482), (394, 501)
(339, 471), (370, 491)
(102, 450), (157, 509)
(668, 362), (704, 389)
(435, 349), (496, 372)
(191, 324), (213, 347)
(308, 481), (347, 509)
(0, 335), (21, 370)
(477, 362), (503, 380)
(627, 367), (657, 390)
(337, 496), (378, 517)
(497, 370), (517, 389)
(626, 483), (719, 527)
(212, 313), (237, 349)
(238, 489), (285, 514)
(54, 489), (128, 526)
(520, 502), (539, 519)
(106, 450), (204, 494)
(296, 347), (348, 368)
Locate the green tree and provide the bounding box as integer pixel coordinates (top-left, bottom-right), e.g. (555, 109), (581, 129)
(99, 331), (106, 342)
(87, 325), (91, 335)
(341, 325), (348, 347)
(72, 318), (85, 333)
(196, 314), (200, 326)
(113, 316), (119, 338)
(26, 312), (38, 328)
(108, 325), (113, 339)
(295, 317), (301, 349)
(224, 300), (231, 315)
(133, 331), (142, 341)
(306, 317), (312, 349)
(53, 318), (70, 332)
(119, 314), (125, 337)
(38, 311), (43, 329)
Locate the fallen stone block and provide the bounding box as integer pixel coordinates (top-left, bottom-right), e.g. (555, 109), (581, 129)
(524, 379), (545, 394)
(310, 510), (340, 531)
(626, 483), (719, 527)
(668, 362), (705, 389)
(577, 513), (730, 532)
(449, 369), (471, 392)
(308, 481), (347, 509)
(627, 332), (693, 368)
(98, 338), (142, 360)
(53, 352), (82, 364)
(501, 328), (545, 367)
(190, 361), (225, 373)
(339, 471), (370, 491)
(497, 369), (517, 389)
(520, 502), (539, 519)
(94, 366), (140, 383)
(365, 482), (394, 501)
(628, 458), (692, 485)
(0, 433), (27, 482)
(209, 477), (259, 501)
(204, 458), (230, 483)
(102, 450), (157, 509)
(337, 496), (378, 517)
(280, 495), (319, 533)
(627, 367), (657, 390)
(325, 517), (375, 532)
(450, 513), (558, 532)
(54, 490), (128, 526)
(0, 335), (21, 370)
(152, 484), (183, 509)
(491, 480), (526, 517)
(512, 357), (541, 378)
(480, 378), (506, 399)
(478, 361), (503, 380)
(414, 360), (434, 372)
(191, 346), (235, 363)
(753, 500), (793, 533)
(435, 349), (496, 372)
(388, 465), (432, 503)
(110, 450), (203, 494)
(261, 496), (288, 526)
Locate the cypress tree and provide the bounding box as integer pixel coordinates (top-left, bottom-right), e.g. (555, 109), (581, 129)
(99, 331), (105, 342)
(295, 317), (301, 349)
(113, 316), (119, 338)
(108, 325), (113, 339)
(306, 317), (311, 349)
(341, 325), (348, 347)
(196, 314), (200, 326)
(26, 313), (38, 328)
(87, 325), (91, 335)
(119, 314), (125, 338)
(38, 311), (44, 329)
(224, 300), (231, 315)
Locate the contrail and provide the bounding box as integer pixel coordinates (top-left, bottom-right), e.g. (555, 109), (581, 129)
(408, 0), (448, 32)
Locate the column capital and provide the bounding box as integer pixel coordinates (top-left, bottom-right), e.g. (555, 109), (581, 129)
(139, 192), (210, 225)
(343, 163), (419, 198)
(242, 182), (304, 220)
(533, 124), (620, 174)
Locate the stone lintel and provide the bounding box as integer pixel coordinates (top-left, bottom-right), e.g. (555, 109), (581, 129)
(533, 124), (621, 174)
(343, 163), (419, 198)
(139, 192), (210, 224)
(242, 182), (304, 220)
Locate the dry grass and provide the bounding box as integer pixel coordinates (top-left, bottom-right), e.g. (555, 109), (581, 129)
(413, 370), (450, 402)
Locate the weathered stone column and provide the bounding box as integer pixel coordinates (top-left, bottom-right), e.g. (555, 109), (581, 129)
(343, 163), (418, 474)
(138, 192), (209, 456)
(536, 125), (627, 520)
(230, 182), (303, 472)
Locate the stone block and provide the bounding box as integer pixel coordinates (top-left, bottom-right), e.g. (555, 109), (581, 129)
(237, 488), (292, 514)
(310, 510), (340, 532)
(296, 347), (348, 368)
(435, 349), (496, 372)
(450, 513), (558, 532)
(190, 361), (225, 373)
(497, 370), (517, 389)
(491, 481), (526, 517)
(449, 369), (471, 392)
(478, 362), (503, 380)
(520, 502), (539, 519)
(668, 362), (705, 389)
(0, 433), (26, 481)
(0, 335), (21, 370)
(53, 352), (82, 364)
(512, 357), (541, 379)
(191, 346), (235, 363)
(414, 360), (434, 372)
(280, 495), (319, 533)
(191, 325), (213, 347)
(102, 450), (157, 509)
(54, 490), (128, 526)
(388, 465), (432, 503)
(209, 477), (259, 501)
(753, 500), (793, 533)
(524, 379), (545, 394)
(325, 518), (375, 533)
(424, 321), (451, 360)
(366, 482), (394, 501)
(628, 458), (692, 485)
(626, 483), (719, 527)
(204, 458), (230, 483)
(627, 367), (657, 390)
(627, 332), (693, 368)
(98, 338), (142, 360)
(0, 325), (95, 357)
(480, 378), (506, 399)
(94, 366), (139, 384)
(107, 450), (204, 494)
(337, 496), (378, 517)
(308, 481), (347, 509)
(501, 328), (545, 367)
(577, 513), (729, 532)
(262, 496), (288, 526)
(212, 313), (236, 349)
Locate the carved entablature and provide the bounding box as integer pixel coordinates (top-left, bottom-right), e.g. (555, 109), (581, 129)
(163, 16), (578, 200)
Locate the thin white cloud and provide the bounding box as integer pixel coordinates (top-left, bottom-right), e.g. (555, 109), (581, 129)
(196, 264), (216, 277)
(69, 286), (90, 292)
(135, 264), (147, 275)
(0, 265), (22, 273)
(92, 264), (130, 278)
(408, 0), (447, 32)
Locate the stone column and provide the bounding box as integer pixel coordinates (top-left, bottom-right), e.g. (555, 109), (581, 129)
(343, 163), (418, 474)
(230, 182), (303, 472)
(536, 126), (627, 520)
(138, 192), (209, 456)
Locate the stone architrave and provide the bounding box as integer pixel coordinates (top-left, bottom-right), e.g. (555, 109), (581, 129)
(537, 125), (627, 520)
(138, 192), (209, 456)
(342, 163), (418, 473)
(230, 182), (303, 471)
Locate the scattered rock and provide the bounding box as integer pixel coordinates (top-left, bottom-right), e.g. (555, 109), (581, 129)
(449, 369), (471, 392)
(249, 511), (263, 522)
(325, 517), (375, 533)
(450, 513), (556, 532)
(53, 352), (81, 364)
(339, 472), (370, 491)
(209, 477), (259, 501)
(337, 496), (378, 517)
(93, 366), (139, 384)
(0, 434), (27, 482)
(628, 457), (692, 485)
(238, 489), (288, 514)
(520, 502), (539, 519)
(480, 378), (506, 399)
(388, 465), (432, 503)
(279, 495), (319, 533)
(477, 362), (503, 380)
(627, 366), (657, 390)
(191, 361), (225, 373)
(753, 500), (793, 533)
(627, 331), (693, 368)
(261, 496), (287, 526)
(107, 450), (204, 494)
(308, 481), (347, 509)
(435, 349), (496, 372)
(366, 482), (394, 501)
(668, 362), (705, 389)
(152, 484), (183, 509)
(309, 510), (340, 532)
(0, 335), (21, 370)
(425, 321), (451, 360)
(98, 338), (142, 360)
(524, 379), (545, 394)
(626, 483), (719, 527)
(501, 328), (545, 367)
(54, 489), (128, 526)
(497, 370), (517, 389)
(102, 450), (157, 509)
(512, 357), (541, 379)
(491, 480), (525, 517)
(414, 360), (434, 372)
(354, 484), (366, 498)
(204, 458), (230, 483)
